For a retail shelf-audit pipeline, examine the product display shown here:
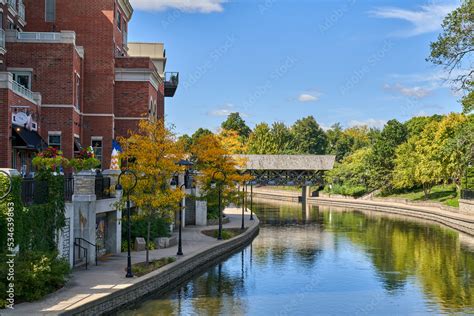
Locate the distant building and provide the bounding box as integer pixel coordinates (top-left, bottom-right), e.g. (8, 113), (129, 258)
(0, 0), (179, 172)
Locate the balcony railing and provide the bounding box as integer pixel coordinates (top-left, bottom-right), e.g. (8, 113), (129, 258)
(0, 29), (5, 50)
(18, 1), (25, 21)
(12, 79), (34, 100)
(164, 72), (179, 97)
(18, 32), (62, 41)
(7, 0), (16, 11)
(95, 175), (111, 200)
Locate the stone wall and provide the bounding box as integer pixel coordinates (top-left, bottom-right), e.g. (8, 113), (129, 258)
(64, 220), (260, 315)
(314, 198), (474, 236)
(460, 199), (474, 214)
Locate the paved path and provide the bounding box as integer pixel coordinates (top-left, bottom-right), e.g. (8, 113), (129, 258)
(3, 208), (255, 315)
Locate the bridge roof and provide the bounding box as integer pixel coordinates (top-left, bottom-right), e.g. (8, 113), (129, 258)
(234, 155), (336, 171)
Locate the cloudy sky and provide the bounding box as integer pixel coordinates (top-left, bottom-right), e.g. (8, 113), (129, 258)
(129, 0), (463, 135)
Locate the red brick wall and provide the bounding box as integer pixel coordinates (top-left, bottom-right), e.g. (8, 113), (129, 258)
(114, 81), (151, 118)
(6, 42), (78, 105)
(0, 89), (12, 168)
(25, 0), (116, 115)
(39, 107), (77, 160)
(0, 90), (41, 168)
(115, 57), (155, 69)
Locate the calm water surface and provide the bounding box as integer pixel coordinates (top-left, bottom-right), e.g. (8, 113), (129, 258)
(121, 200), (474, 315)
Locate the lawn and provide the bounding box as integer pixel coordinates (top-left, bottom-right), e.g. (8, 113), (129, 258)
(131, 257), (176, 277)
(382, 185), (459, 208)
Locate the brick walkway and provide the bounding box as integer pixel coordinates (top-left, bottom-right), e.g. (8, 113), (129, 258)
(2, 208), (255, 315)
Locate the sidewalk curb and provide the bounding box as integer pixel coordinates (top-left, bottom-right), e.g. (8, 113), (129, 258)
(63, 217), (259, 316)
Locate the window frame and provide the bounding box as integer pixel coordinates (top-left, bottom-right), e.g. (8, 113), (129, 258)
(48, 131), (61, 150)
(45, 0), (56, 23)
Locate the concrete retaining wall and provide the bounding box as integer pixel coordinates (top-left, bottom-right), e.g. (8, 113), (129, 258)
(64, 219), (260, 316)
(314, 198), (474, 236)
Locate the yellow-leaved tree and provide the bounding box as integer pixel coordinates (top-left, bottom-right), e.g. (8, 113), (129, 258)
(119, 119), (184, 264)
(190, 134), (251, 222)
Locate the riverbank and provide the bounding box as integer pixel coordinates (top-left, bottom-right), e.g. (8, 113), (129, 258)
(3, 209), (259, 316)
(252, 187), (474, 236)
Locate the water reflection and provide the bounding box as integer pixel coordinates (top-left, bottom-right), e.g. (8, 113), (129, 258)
(121, 200), (474, 315)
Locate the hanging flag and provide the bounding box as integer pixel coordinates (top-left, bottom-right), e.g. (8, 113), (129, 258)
(110, 140), (122, 170)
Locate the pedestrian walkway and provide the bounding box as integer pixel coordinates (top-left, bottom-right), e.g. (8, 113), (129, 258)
(3, 208), (256, 316)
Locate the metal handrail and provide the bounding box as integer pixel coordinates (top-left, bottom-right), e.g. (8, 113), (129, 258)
(75, 237), (98, 266)
(73, 241), (88, 270)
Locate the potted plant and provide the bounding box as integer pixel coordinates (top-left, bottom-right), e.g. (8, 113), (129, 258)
(69, 147), (100, 174)
(32, 147), (69, 173)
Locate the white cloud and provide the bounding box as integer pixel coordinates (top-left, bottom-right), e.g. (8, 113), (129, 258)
(348, 119), (387, 129)
(208, 103), (248, 117)
(297, 92), (321, 103)
(370, 4), (457, 36)
(130, 0), (227, 13)
(384, 83), (431, 99)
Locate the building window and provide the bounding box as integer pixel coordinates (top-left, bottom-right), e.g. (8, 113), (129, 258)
(45, 0), (56, 22)
(12, 71), (32, 90)
(75, 74), (80, 110)
(0, 13), (4, 30)
(8, 20), (15, 30)
(116, 10), (121, 30)
(92, 138), (103, 167)
(48, 133), (61, 150)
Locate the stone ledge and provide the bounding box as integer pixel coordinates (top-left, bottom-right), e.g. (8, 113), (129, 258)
(62, 219), (260, 315)
(314, 198), (474, 236)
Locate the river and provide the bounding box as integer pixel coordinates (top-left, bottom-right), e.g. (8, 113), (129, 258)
(120, 199), (474, 315)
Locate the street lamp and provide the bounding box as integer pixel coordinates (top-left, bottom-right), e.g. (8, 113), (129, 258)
(211, 170), (226, 240)
(116, 168), (138, 278)
(249, 182), (254, 221)
(171, 159), (194, 256)
(241, 181), (246, 230)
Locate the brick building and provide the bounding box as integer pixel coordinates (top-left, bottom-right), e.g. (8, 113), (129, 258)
(0, 0), (178, 173)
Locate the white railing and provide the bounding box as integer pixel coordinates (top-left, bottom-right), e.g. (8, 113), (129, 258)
(0, 30), (5, 49)
(7, 0), (16, 10)
(18, 1), (25, 21)
(18, 32), (61, 41)
(12, 80), (34, 101)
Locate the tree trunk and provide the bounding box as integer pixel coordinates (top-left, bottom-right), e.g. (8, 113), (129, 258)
(146, 220), (151, 265)
(423, 184), (431, 200)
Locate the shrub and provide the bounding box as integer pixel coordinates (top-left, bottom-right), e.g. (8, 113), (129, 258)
(325, 184), (367, 198)
(0, 251), (70, 308)
(122, 216), (170, 248)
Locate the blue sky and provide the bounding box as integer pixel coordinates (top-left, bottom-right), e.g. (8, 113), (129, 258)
(128, 0), (463, 135)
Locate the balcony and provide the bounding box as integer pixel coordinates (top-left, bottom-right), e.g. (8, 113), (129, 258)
(0, 29), (5, 52)
(164, 72), (179, 97)
(6, 30), (77, 44)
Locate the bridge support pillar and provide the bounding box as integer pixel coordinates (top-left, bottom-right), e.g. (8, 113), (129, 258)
(302, 186), (311, 221)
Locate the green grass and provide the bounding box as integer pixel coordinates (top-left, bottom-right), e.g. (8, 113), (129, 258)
(201, 228), (246, 240)
(131, 257), (176, 277)
(382, 185), (459, 207)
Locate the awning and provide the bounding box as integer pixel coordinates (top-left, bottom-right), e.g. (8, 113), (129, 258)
(12, 127), (46, 150)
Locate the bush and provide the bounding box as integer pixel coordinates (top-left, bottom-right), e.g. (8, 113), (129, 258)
(325, 184), (367, 198)
(122, 216), (170, 248)
(0, 251), (70, 308)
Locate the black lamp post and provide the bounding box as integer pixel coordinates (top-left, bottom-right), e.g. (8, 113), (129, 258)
(241, 182), (246, 230)
(116, 169), (138, 278)
(211, 170), (226, 240)
(172, 159), (194, 256)
(250, 183), (254, 220)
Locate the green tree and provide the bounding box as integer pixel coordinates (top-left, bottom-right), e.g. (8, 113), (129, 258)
(270, 122), (294, 154)
(428, 0), (474, 113)
(290, 116), (328, 154)
(247, 123), (274, 154)
(221, 112), (251, 138)
(369, 119), (408, 191)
